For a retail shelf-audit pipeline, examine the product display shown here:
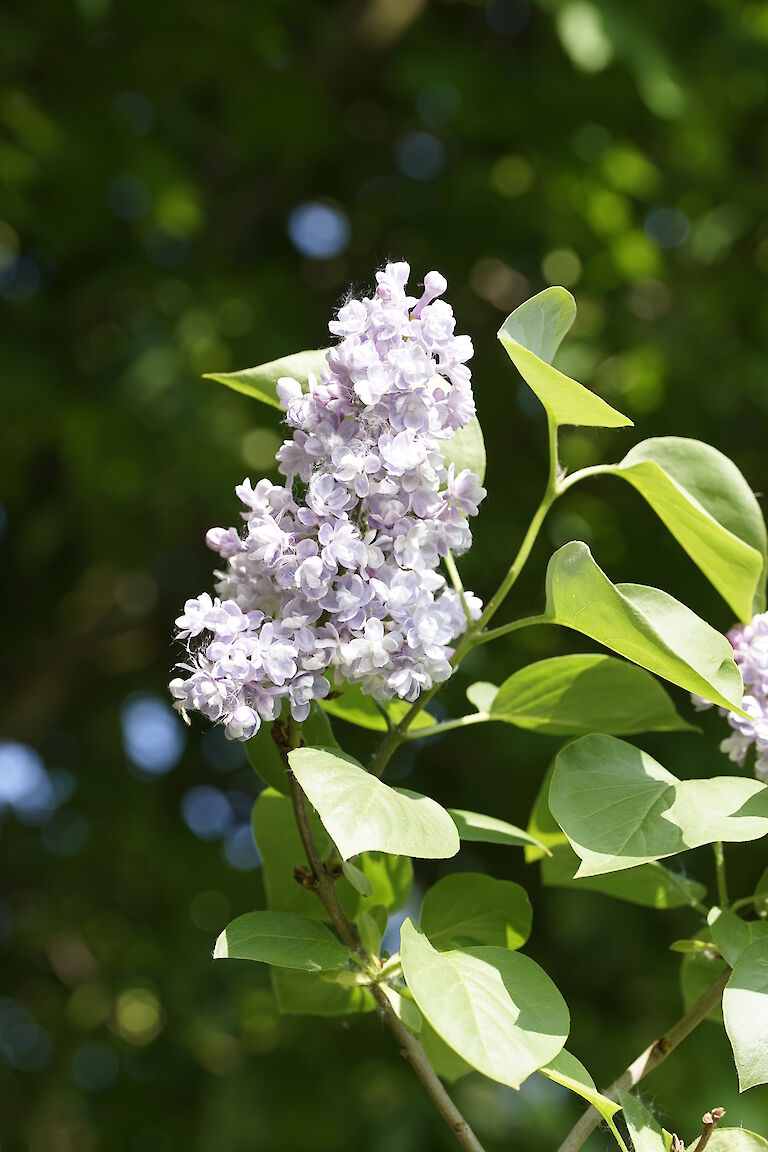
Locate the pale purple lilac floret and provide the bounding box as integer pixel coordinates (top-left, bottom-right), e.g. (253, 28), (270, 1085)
(169, 264), (486, 739)
(692, 612), (768, 781)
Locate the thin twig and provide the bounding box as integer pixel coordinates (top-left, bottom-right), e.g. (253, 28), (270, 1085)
(693, 1108), (725, 1152)
(275, 724), (487, 1152)
(713, 842), (729, 909)
(556, 972), (730, 1152)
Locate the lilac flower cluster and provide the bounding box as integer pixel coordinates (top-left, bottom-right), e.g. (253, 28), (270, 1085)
(170, 263), (485, 740)
(693, 612), (768, 781)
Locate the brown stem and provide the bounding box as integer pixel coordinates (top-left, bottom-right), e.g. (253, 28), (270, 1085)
(275, 724), (487, 1152)
(557, 972), (730, 1152)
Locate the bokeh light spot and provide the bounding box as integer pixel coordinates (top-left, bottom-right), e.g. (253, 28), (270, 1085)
(181, 785), (233, 841)
(287, 202), (350, 260)
(115, 989), (163, 1045)
(394, 132), (446, 181)
(120, 694), (186, 775)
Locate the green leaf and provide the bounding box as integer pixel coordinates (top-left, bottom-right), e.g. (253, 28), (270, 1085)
(525, 763), (567, 864)
(213, 911), (350, 971)
(756, 866), (768, 916)
(380, 984), (422, 1033)
(551, 735), (768, 876)
(544, 541), (745, 713)
(466, 682), (498, 713)
(724, 938), (768, 1090)
(400, 920), (569, 1089)
(539, 1049), (620, 1123)
(345, 852), (413, 915)
(252, 788), (336, 920)
(491, 654), (694, 736)
(204, 348), (330, 409)
(498, 288), (632, 430)
(499, 286), (577, 364)
(320, 681), (434, 732)
(708, 907), (768, 967)
(670, 939), (716, 954)
(302, 702), (340, 749)
(449, 808), (550, 854)
(680, 930), (726, 1022)
(707, 1131), (768, 1151)
(419, 1019), (474, 1082)
(341, 860), (373, 897)
(541, 844), (708, 910)
(245, 724), (290, 795)
(357, 909), (383, 957)
(420, 873), (532, 950)
(618, 1091), (667, 1152)
(601, 437), (767, 620)
(441, 416), (487, 485)
(289, 747), (459, 861)
(270, 969), (375, 1017)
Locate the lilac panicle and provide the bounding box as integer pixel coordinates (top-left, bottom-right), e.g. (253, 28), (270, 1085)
(170, 263), (486, 739)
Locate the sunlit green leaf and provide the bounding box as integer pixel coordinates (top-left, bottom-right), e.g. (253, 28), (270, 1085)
(708, 907), (768, 967)
(544, 541), (744, 712)
(246, 724), (290, 795)
(419, 1019), (473, 1082)
(400, 920), (569, 1089)
(341, 860), (373, 897)
(680, 929), (726, 1023)
(618, 1091), (666, 1152)
(498, 288), (632, 429)
(540, 1049), (620, 1122)
(289, 747), (459, 861)
(271, 968), (375, 1017)
(491, 654), (694, 736)
(724, 938), (768, 1090)
(420, 873), (532, 950)
(320, 681), (434, 732)
(449, 808), (549, 853)
(707, 1130), (768, 1151)
(380, 984), (422, 1033)
(214, 911), (350, 971)
(204, 347), (330, 409)
(550, 734), (768, 876)
(596, 437), (767, 620)
(526, 763), (568, 865)
(466, 682), (498, 713)
(441, 415), (487, 484)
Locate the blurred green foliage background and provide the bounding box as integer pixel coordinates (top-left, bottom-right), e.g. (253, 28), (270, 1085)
(2, 0), (768, 1149)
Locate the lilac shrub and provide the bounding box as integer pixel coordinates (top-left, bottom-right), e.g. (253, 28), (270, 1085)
(170, 264), (485, 739)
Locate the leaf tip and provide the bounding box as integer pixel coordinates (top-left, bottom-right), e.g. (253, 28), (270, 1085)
(213, 931), (229, 960)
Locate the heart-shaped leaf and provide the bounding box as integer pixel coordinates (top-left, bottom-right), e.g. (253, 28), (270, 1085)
(498, 288), (631, 429)
(724, 938), (768, 1090)
(289, 747), (459, 861)
(205, 347), (330, 409)
(542, 844), (707, 909)
(400, 920), (569, 1089)
(491, 654), (694, 736)
(544, 541), (744, 713)
(214, 911), (350, 971)
(420, 873), (532, 950)
(550, 735), (768, 876)
(441, 416), (487, 484)
(540, 1049), (620, 1123)
(708, 907), (768, 967)
(320, 681), (434, 732)
(450, 808), (550, 853)
(586, 437), (767, 620)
